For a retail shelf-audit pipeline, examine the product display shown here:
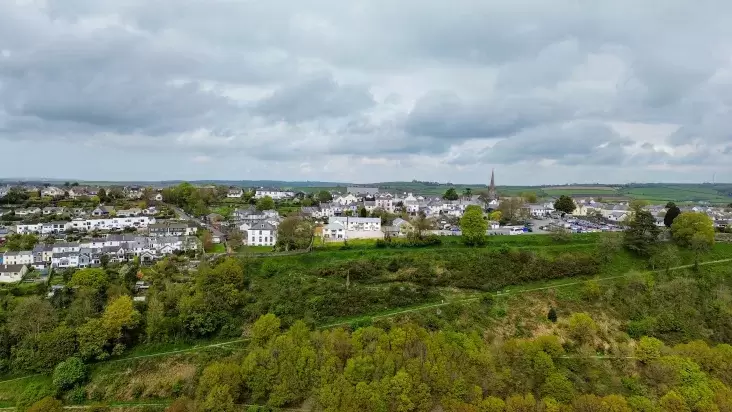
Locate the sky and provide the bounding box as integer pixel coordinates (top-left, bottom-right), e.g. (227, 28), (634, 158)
(1, 1), (732, 185)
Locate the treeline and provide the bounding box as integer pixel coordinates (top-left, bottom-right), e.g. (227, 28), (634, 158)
(179, 314), (732, 412)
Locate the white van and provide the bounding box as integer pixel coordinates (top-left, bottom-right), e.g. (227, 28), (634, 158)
(509, 227), (524, 235)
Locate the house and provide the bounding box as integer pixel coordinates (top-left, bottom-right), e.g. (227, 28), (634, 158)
(41, 221), (70, 234)
(153, 193), (164, 202)
(347, 187), (379, 196)
(148, 222), (196, 237)
(322, 221), (346, 240)
(608, 211), (629, 222)
(375, 194), (395, 212)
(254, 187), (294, 200)
(15, 207), (41, 216)
(227, 188), (244, 198)
(247, 221), (277, 246)
(0, 264), (28, 283)
(391, 218), (413, 235)
(15, 223), (43, 234)
(116, 208), (142, 217)
(42, 206), (66, 216)
(2, 251), (33, 266)
(331, 216), (381, 231)
(92, 205), (116, 216)
(334, 194), (359, 205)
(526, 203), (553, 218)
(126, 186), (144, 199)
(68, 187), (91, 199)
(41, 186), (65, 197)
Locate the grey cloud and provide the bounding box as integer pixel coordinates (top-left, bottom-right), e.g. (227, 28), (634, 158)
(405, 92), (565, 139)
(479, 122), (632, 165)
(254, 74), (375, 122)
(1, 0), (732, 182)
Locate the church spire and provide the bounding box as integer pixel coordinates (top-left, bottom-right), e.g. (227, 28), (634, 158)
(488, 169), (496, 200)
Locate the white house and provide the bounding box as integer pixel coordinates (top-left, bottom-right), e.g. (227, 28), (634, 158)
(2, 251), (33, 266)
(526, 203), (554, 217)
(0, 264), (28, 283)
(247, 221), (277, 246)
(15, 223), (43, 234)
(330, 217), (381, 231)
(375, 195), (395, 212)
(334, 194), (359, 205)
(41, 186), (65, 197)
(322, 221), (346, 240)
(227, 188), (244, 198)
(254, 188), (294, 200)
(41, 221), (70, 234)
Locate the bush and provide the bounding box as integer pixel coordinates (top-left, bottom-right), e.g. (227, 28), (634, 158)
(28, 396), (63, 412)
(548, 308), (558, 323)
(480, 293), (495, 308)
(53, 357), (87, 391)
(17, 382), (55, 409)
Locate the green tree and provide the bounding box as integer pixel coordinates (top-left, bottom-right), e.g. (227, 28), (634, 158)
(317, 190), (333, 203)
(28, 397), (63, 412)
(276, 216), (314, 251)
(358, 207), (369, 217)
(443, 188), (459, 201)
(411, 211), (433, 239)
(568, 313), (598, 345)
(671, 212), (715, 248)
(227, 228), (243, 249)
(8, 296), (56, 340)
(488, 210), (503, 222)
(97, 188), (107, 203)
(250, 314), (281, 346)
(460, 205), (487, 246)
(256, 196), (275, 211)
(690, 232), (713, 270)
(521, 191), (539, 203)
(554, 195), (576, 214)
(69, 268), (109, 291)
(636, 336), (663, 363)
(498, 197), (528, 222)
(624, 210), (661, 256)
(660, 391), (690, 412)
(541, 372), (575, 403)
(463, 187), (473, 198)
(650, 244), (680, 275)
(52, 357), (86, 390)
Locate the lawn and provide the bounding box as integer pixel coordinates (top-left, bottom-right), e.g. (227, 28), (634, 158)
(205, 243), (226, 253)
(620, 185), (732, 203)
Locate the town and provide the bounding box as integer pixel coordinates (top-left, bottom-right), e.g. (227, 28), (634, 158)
(2, 177), (731, 284)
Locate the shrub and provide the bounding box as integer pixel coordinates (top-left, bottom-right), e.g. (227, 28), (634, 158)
(480, 293), (495, 308)
(548, 308), (558, 323)
(53, 357), (87, 391)
(28, 397), (63, 412)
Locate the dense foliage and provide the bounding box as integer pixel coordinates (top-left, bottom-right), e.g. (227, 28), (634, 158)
(461, 205), (488, 246)
(554, 195), (576, 214)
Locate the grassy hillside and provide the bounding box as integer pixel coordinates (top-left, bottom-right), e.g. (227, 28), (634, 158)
(3, 231), (732, 410)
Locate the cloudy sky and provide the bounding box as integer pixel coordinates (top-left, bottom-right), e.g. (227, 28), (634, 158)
(2, 0), (732, 184)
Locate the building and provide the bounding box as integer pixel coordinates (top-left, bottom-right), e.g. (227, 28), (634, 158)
(331, 217), (381, 231)
(227, 188), (244, 198)
(322, 221), (346, 240)
(247, 221), (277, 246)
(0, 264), (28, 283)
(148, 222), (197, 237)
(254, 188), (294, 200)
(41, 186), (65, 197)
(488, 169), (497, 200)
(116, 208), (142, 217)
(347, 187), (379, 196)
(92, 205), (116, 216)
(2, 251), (33, 266)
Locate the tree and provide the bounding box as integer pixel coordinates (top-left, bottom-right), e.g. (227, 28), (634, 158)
(650, 244), (680, 275)
(256, 196), (275, 211)
(624, 210), (661, 256)
(554, 195), (576, 214)
(636, 337), (663, 363)
(443, 188), (459, 201)
(411, 212), (433, 239)
(463, 187), (473, 198)
(201, 230), (214, 252)
(521, 191), (538, 203)
(671, 212), (715, 248)
(276, 216), (314, 251)
(498, 197), (528, 223)
(28, 397), (63, 412)
(665, 204), (682, 228)
(690, 232), (712, 270)
(488, 211), (502, 222)
(250, 314), (281, 346)
(97, 188), (107, 203)
(53, 357), (86, 390)
(358, 207), (369, 218)
(568, 313), (598, 345)
(227, 228), (243, 249)
(317, 190), (333, 204)
(8, 296), (56, 340)
(69, 268), (109, 291)
(660, 391), (690, 412)
(460, 205), (487, 246)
